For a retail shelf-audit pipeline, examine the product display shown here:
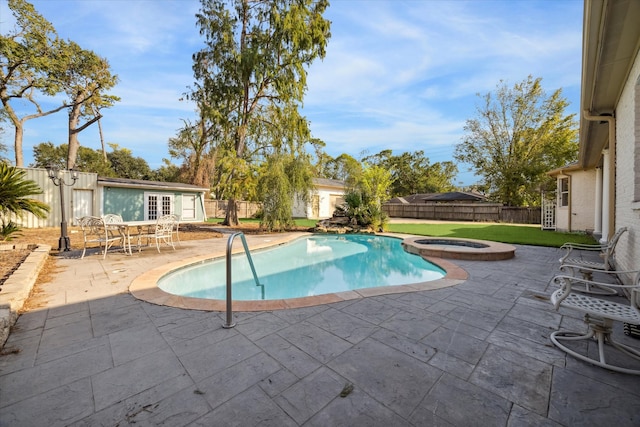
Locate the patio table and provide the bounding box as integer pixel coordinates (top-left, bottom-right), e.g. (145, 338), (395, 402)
(115, 220), (160, 255)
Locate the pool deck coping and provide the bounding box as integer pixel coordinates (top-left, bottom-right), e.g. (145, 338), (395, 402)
(129, 232), (469, 312)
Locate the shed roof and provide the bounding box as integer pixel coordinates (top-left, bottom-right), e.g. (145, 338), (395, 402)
(98, 176), (209, 192)
(313, 178), (346, 189)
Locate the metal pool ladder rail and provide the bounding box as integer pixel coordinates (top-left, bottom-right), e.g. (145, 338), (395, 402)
(223, 232), (262, 328)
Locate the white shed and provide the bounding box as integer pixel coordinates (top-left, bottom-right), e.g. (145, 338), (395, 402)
(292, 178), (346, 219)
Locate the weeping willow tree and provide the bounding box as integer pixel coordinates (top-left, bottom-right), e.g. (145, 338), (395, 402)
(257, 105), (314, 232)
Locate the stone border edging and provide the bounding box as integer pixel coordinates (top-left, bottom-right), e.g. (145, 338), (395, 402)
(0, 244), (51, 349)
(130, 233), (469, 312)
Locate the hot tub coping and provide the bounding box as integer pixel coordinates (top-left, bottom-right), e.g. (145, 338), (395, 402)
(402, 236), (516, 261)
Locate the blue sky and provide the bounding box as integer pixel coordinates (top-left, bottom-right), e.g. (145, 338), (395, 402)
(1, 0), (583, 185)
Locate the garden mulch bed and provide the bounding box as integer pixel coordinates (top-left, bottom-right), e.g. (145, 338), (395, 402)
(0, 249), (33, 286)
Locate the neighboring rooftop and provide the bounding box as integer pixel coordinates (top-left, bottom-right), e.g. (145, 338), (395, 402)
(387, 191), (487, 204)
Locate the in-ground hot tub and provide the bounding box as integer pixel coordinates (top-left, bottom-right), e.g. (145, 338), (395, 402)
(402, 236), (516, 261)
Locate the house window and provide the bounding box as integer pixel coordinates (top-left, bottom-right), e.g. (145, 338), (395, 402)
(144, 193), (173, 220)
(559, 178), (569, 207)
(182, 194), (196, 220)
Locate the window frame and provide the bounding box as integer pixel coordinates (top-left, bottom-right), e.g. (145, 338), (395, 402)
(559, 177), (569, 207)
(144, 192), (174, 220)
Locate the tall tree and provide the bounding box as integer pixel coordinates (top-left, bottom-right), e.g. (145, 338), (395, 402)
(106, 144), (153, 180)
(31, 141), (114, 176)
(32, 142), (156, 180)
(0, 0), (68, 166)
(454, 76), (577, 206)
(168, 114), (219, 188)
(308, 137), (331, 177)
(363, 149), (458, 197)
(323, 153), (362, 187)
(56, 40), (119, 169)
(191, 0), (330, 225)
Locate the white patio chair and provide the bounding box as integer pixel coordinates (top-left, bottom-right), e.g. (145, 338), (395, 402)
(102, 214), (126, 248)
(77, 216), (123, 259)
(168, 214), (181, 246)
(559, 227), (628, 294)
(136, 215), (176, 253)
(549, 269), (640, 375)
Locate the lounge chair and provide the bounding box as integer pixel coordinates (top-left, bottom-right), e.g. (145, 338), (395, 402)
(548, 268), (640, 375)
(559, 227), (628, 294)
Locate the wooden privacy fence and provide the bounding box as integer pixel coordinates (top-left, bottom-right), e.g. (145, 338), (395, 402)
(204, 199), (262, 219)
(383, 203), (541, 225)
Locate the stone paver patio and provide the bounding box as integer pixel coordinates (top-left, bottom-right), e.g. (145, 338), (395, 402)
(1, 233), (639, 426)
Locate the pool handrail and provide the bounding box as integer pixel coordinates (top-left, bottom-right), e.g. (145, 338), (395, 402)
(223, 231), (262, 328)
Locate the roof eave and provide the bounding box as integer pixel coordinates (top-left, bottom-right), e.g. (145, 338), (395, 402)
(579, 0), (640, 168)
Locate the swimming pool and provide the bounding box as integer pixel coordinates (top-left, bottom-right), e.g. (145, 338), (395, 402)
(158, 234), (446, 301)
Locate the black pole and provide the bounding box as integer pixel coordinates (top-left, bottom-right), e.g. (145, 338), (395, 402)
(58, 183), (70, 251)
(48, 166), (76, 252)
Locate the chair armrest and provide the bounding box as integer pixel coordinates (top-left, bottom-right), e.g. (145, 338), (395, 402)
(549, 266), (640, 290)
(559, 243), (609, 264)
(559, 265), (639, 277)
(560, 242), (608, 251)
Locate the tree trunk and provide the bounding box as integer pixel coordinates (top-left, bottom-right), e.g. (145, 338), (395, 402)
(2, 99), (24, 167)
(223, 198), (239, 226)
(97, 116), (107, 162)
(67, 102), (82, 170)
(13, 124), (24, 167)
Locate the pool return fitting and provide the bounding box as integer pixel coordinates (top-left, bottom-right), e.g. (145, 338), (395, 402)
(223, 232), (263, 328)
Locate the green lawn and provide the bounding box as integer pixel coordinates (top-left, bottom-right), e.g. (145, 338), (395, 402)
(386, 222), (597, 248)
(206, 218), (597, 248)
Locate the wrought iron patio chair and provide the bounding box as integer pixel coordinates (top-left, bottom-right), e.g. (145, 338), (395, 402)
(77, 216), (123, 259)
(549, 268), (640, 375)
(559, 227), (628, 294)
(136, 215), (176, 253)
(168, 214), (181, 246)
(102, 214), (126, 249)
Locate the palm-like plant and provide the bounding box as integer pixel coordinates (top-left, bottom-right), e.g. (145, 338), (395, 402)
(0, 163), (50, 240)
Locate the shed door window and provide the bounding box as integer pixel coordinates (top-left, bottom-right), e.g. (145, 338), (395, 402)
(559, 178), (569, 207)
(182, 194), (196, 220)
(145, 193), (174, 220)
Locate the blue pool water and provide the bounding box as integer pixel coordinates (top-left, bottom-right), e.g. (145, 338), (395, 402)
(158, 234), (446, 301)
